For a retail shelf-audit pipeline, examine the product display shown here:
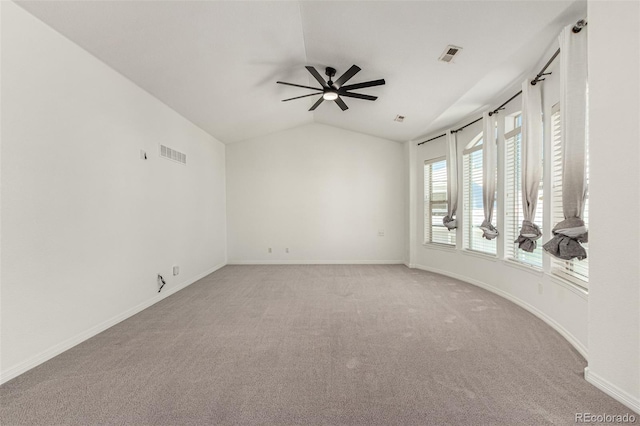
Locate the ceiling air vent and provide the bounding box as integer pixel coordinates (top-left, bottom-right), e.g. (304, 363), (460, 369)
(439, 45), (463, 63)
(160, 144), (186, 165)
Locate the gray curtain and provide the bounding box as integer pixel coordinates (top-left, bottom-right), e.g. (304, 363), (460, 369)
(443, 130), (458, 230)
(515, 79), (543, 252)
(543, 25), (589, 260)
(480, 112), (498, 240)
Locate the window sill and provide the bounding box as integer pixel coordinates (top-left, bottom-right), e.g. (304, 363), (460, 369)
(422, 242), (456, 253)
(548, 269), (589, 298)
(503, 258), (544, 276)
(461, 249), (498, 262)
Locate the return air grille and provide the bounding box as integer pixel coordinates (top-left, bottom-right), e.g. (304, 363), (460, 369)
(439, 45), (463, 63)
(160, 144), (186, 165)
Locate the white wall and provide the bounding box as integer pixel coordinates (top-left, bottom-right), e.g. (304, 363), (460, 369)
(0, 2), (227, 383)
(585, 0), (640, 413)
(226, 123), (405, 264)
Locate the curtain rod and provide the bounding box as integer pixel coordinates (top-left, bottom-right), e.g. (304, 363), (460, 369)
(417, 18), (587, 147)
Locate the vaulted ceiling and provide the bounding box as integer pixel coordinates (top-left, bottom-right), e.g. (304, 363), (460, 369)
(16, 1), (585, 143)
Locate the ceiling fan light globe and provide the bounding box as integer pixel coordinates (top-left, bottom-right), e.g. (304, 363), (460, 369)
(323, 91), (339, 101)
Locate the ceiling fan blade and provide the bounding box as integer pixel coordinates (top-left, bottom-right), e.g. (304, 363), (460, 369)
(338, 92), (378, 101)
(340, 79), (386, 91)
(309, 96), (324, 111)
(277, 81), (323, 91)
(334, 65), (361, 87)
(282, 93), (322, 102)
(305, 66), (329, 89)
(334, 97), (349, 111)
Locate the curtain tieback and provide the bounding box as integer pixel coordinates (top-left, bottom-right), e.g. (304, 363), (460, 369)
(443, 216), (457, 230)
(515, 220), (542, 253)
(542, 217), (588, 260)
(479, 220), (499, 240)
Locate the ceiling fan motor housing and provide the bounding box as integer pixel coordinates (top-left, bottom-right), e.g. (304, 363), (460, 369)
(325, 67), (337, 79)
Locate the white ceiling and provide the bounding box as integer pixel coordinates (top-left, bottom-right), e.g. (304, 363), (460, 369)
(16, 1), (585, 144)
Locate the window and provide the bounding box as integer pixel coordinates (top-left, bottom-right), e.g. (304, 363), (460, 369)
(462, 134), (497, 254)
(504, 113), (544, 267)
(424, 158), (454, 245)
(549, 103), (589, 285)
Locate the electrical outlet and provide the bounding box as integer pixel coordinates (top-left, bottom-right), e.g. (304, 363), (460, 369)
(268, 248), (272, 253)
(173, 266), (179, 276)
(378, 230), (385, 237)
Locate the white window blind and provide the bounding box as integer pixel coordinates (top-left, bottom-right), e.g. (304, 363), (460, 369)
(550, 103), (589, 284)
(424, 159), (455, 245)
(463, 137), (497, 254)
(504, 115), (544, 267)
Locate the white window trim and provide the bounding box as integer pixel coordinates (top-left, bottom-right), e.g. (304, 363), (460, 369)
(424, 156), (454, 246)
(504, 126), (521, 141)
(547, 272), (589, 299)
(421, 242), (456, 251)
(503, 258), (544, 275)
(462, 132), (498, 255)
(550, 266), (588, 290)
(461, 248), (499, 261)
(463, 143), (483, 156)
(503, 117), (544, 269)
(548, 102), (589, 286)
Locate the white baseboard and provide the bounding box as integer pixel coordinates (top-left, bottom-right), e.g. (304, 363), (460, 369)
(410, 263), (588, 360)
(585, 367), (640, 414)
(227, 260), (405, 265)
(0, 263), (226, 385)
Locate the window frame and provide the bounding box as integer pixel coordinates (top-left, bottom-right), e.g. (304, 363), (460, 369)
(549, 102), (589, 288)
(503, 112), (544, 269)
(423, 157), (455, 246)
(462, 132), (498, 256)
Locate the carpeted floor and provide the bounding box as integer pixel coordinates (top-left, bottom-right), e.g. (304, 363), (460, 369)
(0, 265), (632, 425)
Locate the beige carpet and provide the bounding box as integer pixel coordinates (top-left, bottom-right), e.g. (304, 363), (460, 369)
(0, 265), (631, 425)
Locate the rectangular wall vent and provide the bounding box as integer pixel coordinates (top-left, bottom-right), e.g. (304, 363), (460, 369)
(160, 144), (186, 165)
(439, 45), (463, 63)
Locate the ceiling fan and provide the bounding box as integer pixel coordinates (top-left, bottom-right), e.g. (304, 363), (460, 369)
(277, 65), (385, 111)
